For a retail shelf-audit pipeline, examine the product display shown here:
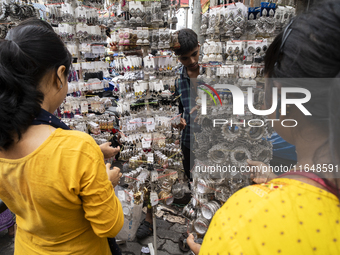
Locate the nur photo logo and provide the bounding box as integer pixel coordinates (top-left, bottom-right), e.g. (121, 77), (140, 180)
(199, 84), (312, 127)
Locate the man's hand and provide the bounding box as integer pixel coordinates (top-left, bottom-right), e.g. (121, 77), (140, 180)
(187, 234), (201, 255)
(99, 142), (120, 160)
(106, 163), (122, 187)
(247, 159), (277, 184)
(190, 105), (201, 123)
(172, 118), (187, 130)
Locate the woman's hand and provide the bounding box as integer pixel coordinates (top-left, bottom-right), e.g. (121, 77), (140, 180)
(187, 234), (201, 255)
(106, 163), (122, 187)
(247, 159), (277, 184)
(99, 142), (120, 160)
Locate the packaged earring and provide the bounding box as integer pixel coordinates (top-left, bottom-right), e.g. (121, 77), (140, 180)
(171, 32), (180, 49)
(200, 13), (209, 35)
(151, 30), (159, 49)
(135, 8), (143, 24)
(142, 29), (149, 45)
(163, 29), (170, 49)
(224, 11), (235, 37)
(145, 7), (152, 24)
(129, 3), (137, 24)
(123, 30), (130, 46)
(233, 8), (245, 38)
(158, 30), (165, 49)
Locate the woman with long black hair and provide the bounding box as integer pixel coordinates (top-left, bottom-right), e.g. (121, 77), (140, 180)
(0, 19), (124, 254)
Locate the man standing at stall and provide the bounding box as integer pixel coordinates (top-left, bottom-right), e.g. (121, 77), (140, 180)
(136, 29), (201, 240)
(172, 28), (201, 182)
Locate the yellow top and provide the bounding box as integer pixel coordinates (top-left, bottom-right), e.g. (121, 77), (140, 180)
(0, 128), (124, 255)
(200, 178), (340, 255)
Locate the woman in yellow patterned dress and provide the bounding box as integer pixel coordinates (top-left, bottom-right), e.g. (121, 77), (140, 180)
(187, 1), (340, 254)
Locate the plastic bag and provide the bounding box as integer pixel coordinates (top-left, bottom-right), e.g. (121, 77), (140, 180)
(116, 203), (143, 241)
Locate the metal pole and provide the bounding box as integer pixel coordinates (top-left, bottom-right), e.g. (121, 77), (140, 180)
(151, 134), (157, 255)
(192, 0), (202, 44)
(152, 206), (157, 255)
(185, 8), (189, 28)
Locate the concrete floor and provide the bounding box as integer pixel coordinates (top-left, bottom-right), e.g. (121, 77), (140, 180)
(0, 214), (191, 255)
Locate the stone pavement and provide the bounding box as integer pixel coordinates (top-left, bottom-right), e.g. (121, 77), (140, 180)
(0, 229), (14, 255)
(120, 216), (191, 255)
(0, 212), (191, 255)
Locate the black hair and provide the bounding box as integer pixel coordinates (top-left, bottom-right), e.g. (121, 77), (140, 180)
(0, 18), (72, 150)
(264, 0), (340, 195)
(15, 17), (54, 31)
(174, 28), (198, 56)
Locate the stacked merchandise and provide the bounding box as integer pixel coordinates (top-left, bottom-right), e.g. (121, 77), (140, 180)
(182, 1), (296, 240)
(1, 0), (298, 247)
(0, 0), (186, 244)
(0, 1), (39, 39)
(37, 0), (186, 242)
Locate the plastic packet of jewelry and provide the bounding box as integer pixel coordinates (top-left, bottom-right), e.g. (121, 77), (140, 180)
(150, 191), (158, 206)
(137, 170), (150, 184)
(168, 113), (181, 126)
(61, 3), (74, 21)
(75, 122), (87, 133)
(151, 2), (162, 23)
(207, 9), (217, 34)
(200, 13), (209, 35)
(211, 41), (219, 54)
(135, 3), (145, 24)
(146, 118), (155, 132)
(88, 121), (100, 135)
(163, 29), (171, 49)
(142, 137), (151, 150)
(239, 65), (257, 79)
(129, 2), (138, 21)
(158, 30), (165, 49)
(116, 186), (127, 202)
(226, 41), (243, 56)
(75, 6), (86, 23)
(222, 66), (230, 78)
